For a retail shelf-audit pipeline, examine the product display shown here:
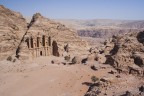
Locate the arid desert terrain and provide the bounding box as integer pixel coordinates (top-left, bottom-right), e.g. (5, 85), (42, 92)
(0, 5), (144, 96)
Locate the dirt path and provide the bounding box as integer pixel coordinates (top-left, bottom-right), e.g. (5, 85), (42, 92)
(0, 57), (119, 96)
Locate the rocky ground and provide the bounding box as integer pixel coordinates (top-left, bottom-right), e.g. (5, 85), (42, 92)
(0, 56), (143, 96)
(83, 31), (144, 96)
(0, 56), (111, 96)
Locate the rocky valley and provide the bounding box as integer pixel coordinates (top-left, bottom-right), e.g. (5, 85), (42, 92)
(0, 5), (144, 96)
(56, 19), (144, 38)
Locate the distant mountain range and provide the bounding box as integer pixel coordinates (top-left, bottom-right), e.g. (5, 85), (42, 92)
(55, 19), (144, 29)
(55, 19), (144, 38)
(25, 18), (144, 38)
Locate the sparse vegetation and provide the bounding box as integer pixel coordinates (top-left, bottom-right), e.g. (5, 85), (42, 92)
(7, 56), (12, 61)
(91, 76), (99, 84)
(64, 55), (70, 62)
(71, 56), (82, 64)
(72, 57), (77, 64)
(13, 59), (16, 62)
(10, 24), (19, 31)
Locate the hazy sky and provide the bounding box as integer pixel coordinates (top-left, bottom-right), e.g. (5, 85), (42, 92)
(0, 0), (144, 20)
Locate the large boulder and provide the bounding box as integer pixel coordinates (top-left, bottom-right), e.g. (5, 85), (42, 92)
(132, 52), (144, 67)
(102, 32), (144, 76)
(71, 56), (82, 64)
(96, 54), (106, 64)
(84, 83), (101, 96)
(87, 53), (96, 61)
(87, 53), (106, 64)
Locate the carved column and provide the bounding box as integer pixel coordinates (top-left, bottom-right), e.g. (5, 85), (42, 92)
(28, 37), (31, 49)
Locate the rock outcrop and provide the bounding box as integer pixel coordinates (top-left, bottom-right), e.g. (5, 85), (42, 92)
(0, 5), (88, 61)
(102, 31), (144, 76)
(87, 53), (106, 64)
(0, 5), (27, 60)
(17, 13), (88, 60)
(56, 19), (144, 38)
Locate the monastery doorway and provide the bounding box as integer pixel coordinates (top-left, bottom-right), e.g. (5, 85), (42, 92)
(40, 51), (43, 56)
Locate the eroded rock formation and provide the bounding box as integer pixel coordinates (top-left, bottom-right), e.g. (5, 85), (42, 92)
(0, 5), (88, 61)
(17, 13), (88, 60)
(0, 5), (27, 60)
(102, 32), (144, 76)
(78, 28), (143, 38)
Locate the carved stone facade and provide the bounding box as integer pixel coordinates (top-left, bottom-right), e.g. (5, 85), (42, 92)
(25, 35), (59, 58)
(13, 13), (88, 60)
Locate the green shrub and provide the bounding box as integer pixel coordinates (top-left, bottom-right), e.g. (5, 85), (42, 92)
(13, 59), (16, 62)
(91, 76), (99, 83)
(64, 55), (70, 62)
(7, 56), (12, 61)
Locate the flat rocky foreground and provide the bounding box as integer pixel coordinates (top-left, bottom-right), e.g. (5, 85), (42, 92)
(0, 56), (143, 96)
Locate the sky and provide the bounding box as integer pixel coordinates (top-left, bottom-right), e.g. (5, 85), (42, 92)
(0, 0), (144, 20)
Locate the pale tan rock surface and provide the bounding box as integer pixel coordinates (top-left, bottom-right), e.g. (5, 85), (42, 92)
(0, 5), (27, 60)
(17, 13), (89, 60)
(102, 32), (144, 76)
(0, 5), (89, 61)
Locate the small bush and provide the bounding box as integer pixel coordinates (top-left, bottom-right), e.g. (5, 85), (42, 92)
(13, 59), (16, 62)
(64, 55), (70, 62)
(72, 57), (77, 64)
(91, 76), (99, 83)
(7, 56), (12, 61)
(51, 60), (54, 64)
(11, 24), (19, 31)
(71, 56), (82, 64)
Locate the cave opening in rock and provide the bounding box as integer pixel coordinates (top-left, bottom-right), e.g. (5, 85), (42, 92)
(134, 57), (143, 67)
(52, 41), (59, 57)
(110, 44), (119, 55)
(26, 38), (29, 48)
(137, 31), (144, 43)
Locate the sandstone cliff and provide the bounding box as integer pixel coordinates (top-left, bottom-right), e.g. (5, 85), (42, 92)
(0, 5), (88, 61)
(17, 13), (88, 60)
(83, 31), (144, 96)
(102, 31), (144, 76)
(0, 5), (27, 60)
